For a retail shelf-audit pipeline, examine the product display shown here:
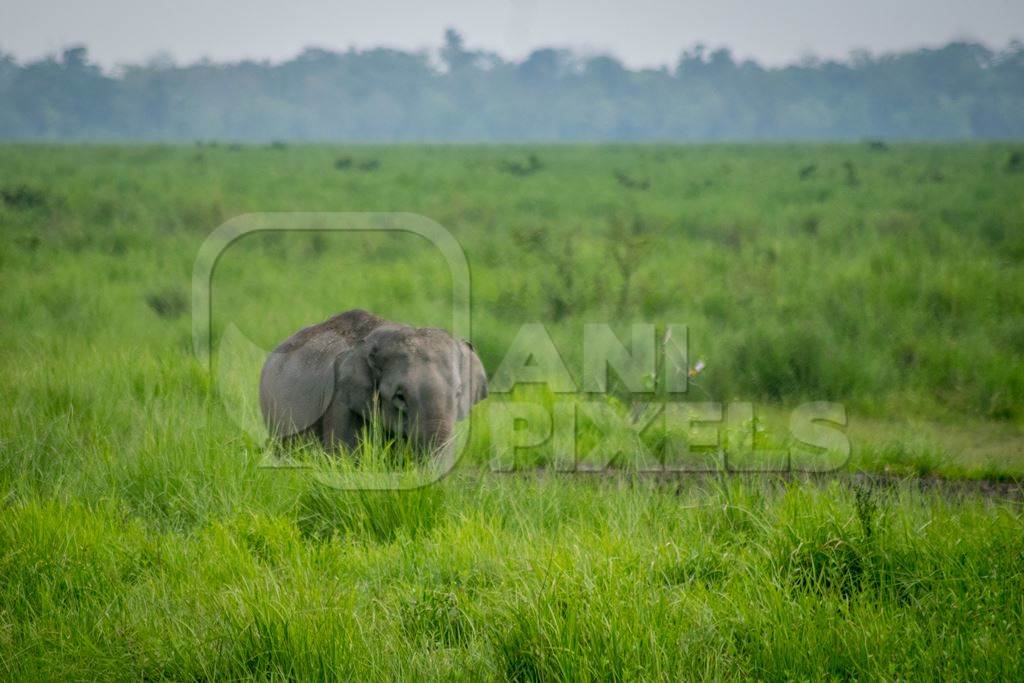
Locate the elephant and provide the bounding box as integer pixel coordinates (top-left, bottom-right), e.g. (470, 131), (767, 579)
(259, 309), (487, 451)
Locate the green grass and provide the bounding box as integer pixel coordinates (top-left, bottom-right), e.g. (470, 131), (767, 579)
(2, 478), (1022, 679)
(1, 143), (1023, 679)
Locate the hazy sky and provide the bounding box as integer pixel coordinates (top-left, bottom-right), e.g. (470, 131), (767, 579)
(2, 0), (1022, 69)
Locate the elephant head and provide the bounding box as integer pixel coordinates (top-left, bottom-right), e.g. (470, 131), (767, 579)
(333, 324), (488, 449)
(259, 310), (487, 451)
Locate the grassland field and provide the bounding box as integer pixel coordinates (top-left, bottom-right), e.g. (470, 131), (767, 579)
(1, 143), (1023, 679)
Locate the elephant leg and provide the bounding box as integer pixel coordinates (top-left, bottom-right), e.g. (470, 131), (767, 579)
(321, 396), (360, 451)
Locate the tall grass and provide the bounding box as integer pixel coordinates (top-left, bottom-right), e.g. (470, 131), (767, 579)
(1, 143), (1023, 678)
(2, 144), (1022, 419)
(1, 478), (1022, 679)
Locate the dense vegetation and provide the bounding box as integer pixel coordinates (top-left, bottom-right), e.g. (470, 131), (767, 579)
(1, 144), (1023, 678)
(2, 34), (1024, 141)
(3, 476), (1023, 679)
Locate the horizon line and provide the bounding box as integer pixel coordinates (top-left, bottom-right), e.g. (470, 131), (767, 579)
(3, 34), (1022, 75)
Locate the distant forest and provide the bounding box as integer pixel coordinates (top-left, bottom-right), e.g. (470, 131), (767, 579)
(1, 31), (1022, 141)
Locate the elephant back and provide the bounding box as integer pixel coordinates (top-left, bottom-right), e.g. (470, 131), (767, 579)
(259, 309), (384, 438)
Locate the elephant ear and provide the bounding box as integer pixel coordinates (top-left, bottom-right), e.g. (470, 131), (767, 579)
(333, 340), (376, 414)
(259, 330), (347, 438)
(456, 339), (488, 420)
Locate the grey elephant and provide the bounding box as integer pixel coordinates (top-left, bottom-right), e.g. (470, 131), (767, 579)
(259, 309), (487, 450)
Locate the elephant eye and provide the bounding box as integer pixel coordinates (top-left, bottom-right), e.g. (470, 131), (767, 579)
(392, 389), (406, 410)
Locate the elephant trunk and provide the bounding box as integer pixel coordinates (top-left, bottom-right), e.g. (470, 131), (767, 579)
(408, 406), (453, 451)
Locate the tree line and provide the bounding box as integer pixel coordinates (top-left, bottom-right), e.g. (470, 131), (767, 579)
(1, 31), (1022, 141)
